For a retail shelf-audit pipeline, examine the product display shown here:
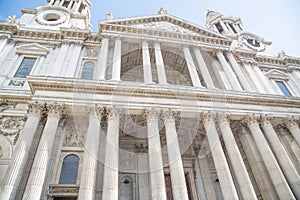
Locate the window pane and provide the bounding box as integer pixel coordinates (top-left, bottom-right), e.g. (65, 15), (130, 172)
(14, 57), (37, 78)
(59, 154), (79, 184)
(276, 81), (292, 96)
(81, 62), (95, 80)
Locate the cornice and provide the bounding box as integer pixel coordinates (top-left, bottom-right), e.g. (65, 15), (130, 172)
(27, 76), (300, 110)
(100, 24), (231, 48)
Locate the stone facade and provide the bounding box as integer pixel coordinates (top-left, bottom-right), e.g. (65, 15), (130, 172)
(0, 1), (300, 200)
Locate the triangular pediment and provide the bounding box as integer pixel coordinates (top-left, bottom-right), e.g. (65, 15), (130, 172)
(16, 43), (49, 56)
(265, 69), (288, 80)
(100, 13), (228, 40)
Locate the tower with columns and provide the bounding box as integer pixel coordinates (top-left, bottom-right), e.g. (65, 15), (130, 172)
(0, 1), (300, 200)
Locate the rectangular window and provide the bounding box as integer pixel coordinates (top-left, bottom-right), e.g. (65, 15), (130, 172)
(14, 57), (37, 78)
(276, 81), (292, 96)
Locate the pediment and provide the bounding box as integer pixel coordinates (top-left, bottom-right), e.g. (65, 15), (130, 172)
(16, 43), (49, 56)
(100, 14), (228, 40)
(265, 69), (289, 80)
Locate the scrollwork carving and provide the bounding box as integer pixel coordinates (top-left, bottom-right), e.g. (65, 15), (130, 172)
(47, 103), (66, 119)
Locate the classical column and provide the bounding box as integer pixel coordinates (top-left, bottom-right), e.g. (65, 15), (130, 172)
(74, 0), (82, 11)
(285, 116), (300, 146)
(242, 61), (265, 93)
(22, 103), (66, 200)
(59, 0), (65, 6)
(51, 42), (69, 76)
(111, 37), (122, 81)
(0, 36), (8, 54)
(144, 109), (167, 200)
(78, 106), (104, 200)
(193, 48), (215, 89)
(48, 0), (55, 5)
(96, 37), (109, 80)
(142, 40), (153, 84)
(244, 115), (295, 199)
(217, 113), (257, 199)
(216, 51), (242, 91)
(102, 107), (121, 200)
(154, 42), (167, 84)
(226, 52), (252, 91)
(0, 102), (44, 200)
(252, 64), (276, 94)
(163, 110), (189, 200)
(183, 46), (202, 87)
(31, 56), (46, 76)
(66, 42), (82, 77)
(260, 115), (300, 198)
(202, 112), (238, 199)
(239, 127), (279, 199)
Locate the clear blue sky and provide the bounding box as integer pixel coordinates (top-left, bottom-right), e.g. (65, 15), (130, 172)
(0, 0), (299, 57)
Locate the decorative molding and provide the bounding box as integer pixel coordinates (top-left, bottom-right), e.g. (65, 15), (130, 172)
(48, 184), (79, 198)
(65, 132), (84, 147)
(0, 117), (25, 129)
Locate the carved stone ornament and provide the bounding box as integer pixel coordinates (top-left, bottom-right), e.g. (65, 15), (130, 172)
(162, 109), (177, 124)
(85, 48), (99, 58)
(143, 108), (160, 123)
(134, 143), (148, 153)
(47, 103), (66, 118)
(0, 117), (25, 129)
(5, 15), (18, 24)
(9, 80), (25, 87)
(65, 132), (84, 147)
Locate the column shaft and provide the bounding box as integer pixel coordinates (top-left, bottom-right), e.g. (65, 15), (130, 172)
(202, 113), (238, 199)
(239, 128), (279, 199)
(67, 43), (82, 77)
(96, 37), (109, 80)
(163, 110), (189, 200)
(245, 116), (295, 199)
(51, 43), (69, 76)
(23, 103), (65, 200)
(194, 48), (215, 89)
(243, 63), (264, 93)
(102, 108), (120, 200)
(142, 40), (153, 84)
(78, 107), (103, 200)
(216, 51), (242, 91)
(261, 117), (300, 198)
(31, 56), (46, 76)
(183, 46), (202, 87)
(145, 109), (167, 199)
(111, 38), (122, 81)
(0, 103), (42, 200)
(226, 52), (252, 91)
(0, 37), (8, 54)
(217, 114), (257, 199)
(252, 65), (276, 94)
(154, 42), (167, 84)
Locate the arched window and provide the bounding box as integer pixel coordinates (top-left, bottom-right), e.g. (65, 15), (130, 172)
(59, 154), (79, 184)
(81, 61), (95, 80)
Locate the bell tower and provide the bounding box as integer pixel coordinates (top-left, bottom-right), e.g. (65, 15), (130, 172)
(206, 10), (244, 36)
(19, 0), (92, 30)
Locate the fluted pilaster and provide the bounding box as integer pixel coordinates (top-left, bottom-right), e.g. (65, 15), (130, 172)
(285, 116), (300, 146)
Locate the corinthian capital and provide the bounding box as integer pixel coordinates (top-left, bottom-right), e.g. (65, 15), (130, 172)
(28, 101), (45, 116)
(87, 105), (104, 119)
(284, 115), (300, 128)
(260, 114), (273, 126)
(162, 109), (177, 124)
(47, 102), (66, 119)
(242, 114), (260, 126)
(144, 108), (160, 123)
(106, 106), (122, 119)
(201, 111), (216, 124)
(216, 112), (230, 124)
